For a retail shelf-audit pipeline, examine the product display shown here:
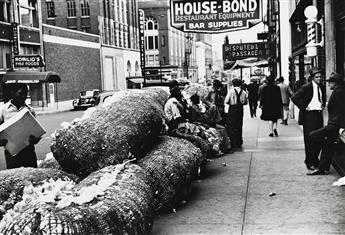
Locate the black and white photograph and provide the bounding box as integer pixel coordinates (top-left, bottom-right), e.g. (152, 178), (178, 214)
(0, 0), (345, 234)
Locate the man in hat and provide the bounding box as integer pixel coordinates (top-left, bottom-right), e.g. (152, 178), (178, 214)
(292, 67), (326, 173)
(307, 72), (345, 175)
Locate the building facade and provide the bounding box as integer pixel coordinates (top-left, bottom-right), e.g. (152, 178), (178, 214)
(0, 0), (56, 106)
(138, 0), (197, 82)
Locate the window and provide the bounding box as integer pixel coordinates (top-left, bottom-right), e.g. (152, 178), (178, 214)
(67, 0), (76, 17)
(0, 44), (11, 69)
(81, 26), (90, 33)
(46, 1), (55, 18)
(18, 0), (38, 27)
(145, 16), (158, 30)
(80, 0), (90, 17)
(161, 35), (166, 47)
(0, 1), (11, 22)
(145, 35), (158, 50)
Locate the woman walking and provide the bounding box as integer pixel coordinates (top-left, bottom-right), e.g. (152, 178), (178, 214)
(260, 76), (283, 137)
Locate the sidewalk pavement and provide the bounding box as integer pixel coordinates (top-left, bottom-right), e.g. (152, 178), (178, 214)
(152, 106), (345, 234)
(33, 100), (74, 116)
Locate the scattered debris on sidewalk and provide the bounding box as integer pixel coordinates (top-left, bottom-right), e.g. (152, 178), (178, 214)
(332, 177), (345, 186)
(222, 162), (227, 167)
(268, 192), (276, 197)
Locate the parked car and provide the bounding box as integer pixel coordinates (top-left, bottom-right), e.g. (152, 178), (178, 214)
(94, 90), (120, 106)
(72, 89), (101, 110)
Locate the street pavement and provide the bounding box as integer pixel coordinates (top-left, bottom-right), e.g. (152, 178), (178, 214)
(151, 106), (345, 235)
(34, 100), (74, 115)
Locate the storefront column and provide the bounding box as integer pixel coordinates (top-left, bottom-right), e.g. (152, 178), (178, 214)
(324, 0), (336, 79)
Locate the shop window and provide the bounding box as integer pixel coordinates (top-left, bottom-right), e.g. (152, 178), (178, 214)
(46, 1), (56, 18)
(18, 0), (38, 27)
(66, 0), (76, 17)
(80, 0), (90, 17)
(127, 60), (131, 76)
(81, 26), (90, 33)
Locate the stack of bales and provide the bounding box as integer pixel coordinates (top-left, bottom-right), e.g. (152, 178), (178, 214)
(51, 88), (168, 179)
(0, 163), (154, 234)
(138, 136), (204, 212)
(0, 168), (79, 220)
(0, 87), (217, 233)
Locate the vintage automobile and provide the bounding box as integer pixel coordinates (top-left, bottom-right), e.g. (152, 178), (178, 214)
(94, 90), (120, 106)
(72, 89), (101, 110)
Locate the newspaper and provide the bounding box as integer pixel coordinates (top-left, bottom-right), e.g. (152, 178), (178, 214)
(0, 108), (46, 156)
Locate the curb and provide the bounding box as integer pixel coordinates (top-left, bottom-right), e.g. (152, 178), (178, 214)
(35, 109), (74, 116)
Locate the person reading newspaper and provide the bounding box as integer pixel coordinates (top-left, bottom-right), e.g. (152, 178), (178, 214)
(0, 83), (41, 169)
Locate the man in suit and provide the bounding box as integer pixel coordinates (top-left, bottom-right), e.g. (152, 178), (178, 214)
(291, 67), (326, 172)
(307, 72), (345, 175)
(276, 76), (294, 125)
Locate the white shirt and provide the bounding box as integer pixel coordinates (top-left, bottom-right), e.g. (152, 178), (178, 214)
(0, 101), (35, 125)
(164, 97), (182, 121)
(306, 81), (322, 111)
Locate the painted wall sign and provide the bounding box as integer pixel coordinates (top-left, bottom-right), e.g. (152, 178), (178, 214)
(223, 42), (275, 60)
(13, 55), (45, 67)
(170, 0), (262, 33)
(138, 9), (146, 77)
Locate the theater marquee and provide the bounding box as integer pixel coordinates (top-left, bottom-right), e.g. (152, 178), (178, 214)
(170, 0), (262, 33)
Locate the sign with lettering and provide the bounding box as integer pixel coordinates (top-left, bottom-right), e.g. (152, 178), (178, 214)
(170, 0), (262, 33)
(138, 9), (146, 77)
(14, 55), (45, 67)
(11, 23), (19, 55)
(223, 42), (275, 60)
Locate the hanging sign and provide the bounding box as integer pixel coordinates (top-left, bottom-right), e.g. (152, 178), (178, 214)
(170, 0), (262, 33)
(223, 42), (275, 60)
(138, 9), (146, 77)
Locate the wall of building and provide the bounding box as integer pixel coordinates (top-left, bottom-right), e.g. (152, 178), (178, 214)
(43, 24), (101, 101)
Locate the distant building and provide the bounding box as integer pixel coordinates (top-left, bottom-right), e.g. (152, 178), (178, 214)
(41, 0), (141, 98)
(0, 0), (61, 106)
(138, 0), (197, 82)
(195, 33), (213, 84)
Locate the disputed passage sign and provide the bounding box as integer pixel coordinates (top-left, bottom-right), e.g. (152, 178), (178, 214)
(223, 42), (275, 60)
(170, 0), (262, 33)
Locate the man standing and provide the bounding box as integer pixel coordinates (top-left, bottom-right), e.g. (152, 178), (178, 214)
(276, 76), (294, 125)
(247, 79), (259, 118)
(307, 72), (345, 175)
(291, 67), (326, 172)
(0, 83), (41, 169)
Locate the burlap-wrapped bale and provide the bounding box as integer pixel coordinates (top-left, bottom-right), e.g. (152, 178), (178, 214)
(138, 136), (204, 212)
(0, 168), (78, 221)
(51, 88), (169, 179)
(0, 163), (154, 235)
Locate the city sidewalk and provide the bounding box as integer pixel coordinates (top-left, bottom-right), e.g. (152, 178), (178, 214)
(33, 100), (74, 116)
(152, 107), (345, 234)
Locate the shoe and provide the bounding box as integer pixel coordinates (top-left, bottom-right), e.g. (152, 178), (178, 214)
(274, 129), (278, 136)
(280, 121), (285, 125)
(307, 165), (318, 170)
(284, 120), (288, 125)
(269, 133), (274, 137)
(307, 169), (325, 175)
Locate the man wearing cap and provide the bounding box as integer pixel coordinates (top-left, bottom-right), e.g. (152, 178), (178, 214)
(307, 72), (345, 175)
(292, 67), (326, 173)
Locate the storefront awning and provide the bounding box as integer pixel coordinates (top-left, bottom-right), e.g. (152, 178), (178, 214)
(128, 78), (144, 84)
(3, 71), (61, 83)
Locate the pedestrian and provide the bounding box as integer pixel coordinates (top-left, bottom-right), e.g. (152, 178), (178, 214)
(276, 76), (294, 125)
(206, 79), (226, 125)
(224, 78), (248, 149)
(247, 79), (259, 118)
(0, 83), (41, 169)
(260, 76), (283, 137)
(258, 78), (267, 103)
(291, 67), (326, 172)
(307, 72), (345, 175)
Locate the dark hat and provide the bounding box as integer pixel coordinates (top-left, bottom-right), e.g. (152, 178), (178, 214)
(309, 67), (322, 77)
(326, 72), (344, 83)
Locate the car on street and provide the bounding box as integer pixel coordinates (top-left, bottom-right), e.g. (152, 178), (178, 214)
(72, 89), (101, 110)
(94, 90), (120, 106)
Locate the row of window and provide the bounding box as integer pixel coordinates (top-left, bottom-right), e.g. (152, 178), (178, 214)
(46, 0), (90, 18)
